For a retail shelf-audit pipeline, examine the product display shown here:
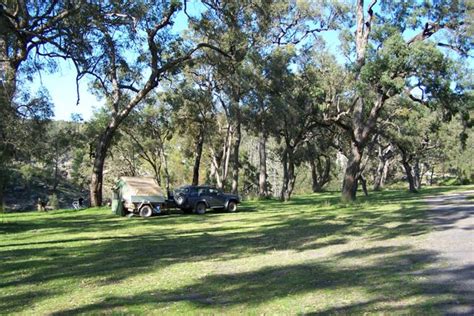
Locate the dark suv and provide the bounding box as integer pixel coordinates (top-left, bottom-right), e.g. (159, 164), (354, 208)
(173, 185), (240, 215)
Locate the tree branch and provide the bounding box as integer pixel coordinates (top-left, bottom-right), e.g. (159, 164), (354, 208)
(437, 42), (469, 56)
(407, 22), (442, 45)
(118, 84), (139, 93)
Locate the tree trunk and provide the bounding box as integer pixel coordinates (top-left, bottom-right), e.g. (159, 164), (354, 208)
(373, 157), (385, 191)
(430, 166), (434, 186)
(231, 122), (241, 194)
(258, 130), (267, 198)
(90, 125), (116, 207)
(0, 42), (17, 209)
(287, 156), (296, 201)
(414, 159), (421, 190)
(359, 174), (368, 196)
(403, 162), (417, 193)
(280, 147), (296, 202)
(380, 158), (391, 188)
(310, 160), (321, 192)
(374, 156), (392, 191)
(53, 157), (59, 192)
(342, 141), (363, 201)
(192, 130), (204, 186)
(401, 157), (417, 193)
(280, 149), (289, 201)
(151, 155), (161, 187)
(160, 144), (170, 195)
(210, 149), (223, 189)
(310, 156), (331, 192)
(0, 181), (4, 212)
(222, 123), (232, 184)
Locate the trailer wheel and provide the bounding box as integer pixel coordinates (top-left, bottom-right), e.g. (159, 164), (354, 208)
(139, 205), (153, 218)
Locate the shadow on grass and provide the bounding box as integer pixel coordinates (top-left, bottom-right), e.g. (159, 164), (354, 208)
(0, 290), (59, 314)
(49, 246), (473, 315)
(1, 187), (472, 314)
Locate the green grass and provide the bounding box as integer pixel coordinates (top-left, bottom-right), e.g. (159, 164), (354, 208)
(1, 185), (472, 315)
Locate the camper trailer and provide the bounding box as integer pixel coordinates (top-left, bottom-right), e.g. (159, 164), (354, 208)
(112, 177), (166, 217)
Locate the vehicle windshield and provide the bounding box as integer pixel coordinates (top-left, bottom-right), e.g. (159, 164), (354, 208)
(175, 187), (189, 194)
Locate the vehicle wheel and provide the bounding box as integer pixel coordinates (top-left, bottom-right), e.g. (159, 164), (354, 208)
(227, 201), (237, 212)
(175, 195), (186, 206)
(139, 205), (153, 218)
(195, 203), (206, 215)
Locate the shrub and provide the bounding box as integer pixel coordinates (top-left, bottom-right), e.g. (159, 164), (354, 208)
(48, 193), (59, 210)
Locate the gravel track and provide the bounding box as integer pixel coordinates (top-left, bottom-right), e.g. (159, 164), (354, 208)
(422, 191), (474, 315)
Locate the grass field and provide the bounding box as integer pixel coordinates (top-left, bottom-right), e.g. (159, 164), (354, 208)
(0, 186), (471, 315)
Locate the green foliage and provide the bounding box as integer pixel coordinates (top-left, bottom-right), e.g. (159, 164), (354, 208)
(18, 165), (39, 189)
(47, 193), (59, 210)
(1, 0), (472, 205)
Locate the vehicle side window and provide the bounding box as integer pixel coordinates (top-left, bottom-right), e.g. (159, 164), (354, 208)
(209, 188), (218, 195)
(198, 188), (208, 196)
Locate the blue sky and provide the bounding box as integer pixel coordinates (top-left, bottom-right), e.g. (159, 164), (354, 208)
(32, 1), (203, 121)
(31, 61), (99, 121)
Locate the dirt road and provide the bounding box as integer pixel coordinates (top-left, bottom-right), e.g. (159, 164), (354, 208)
(422, 191), (474, 315)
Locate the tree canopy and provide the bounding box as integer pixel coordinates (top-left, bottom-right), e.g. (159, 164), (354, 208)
(1, 0), (472, 210)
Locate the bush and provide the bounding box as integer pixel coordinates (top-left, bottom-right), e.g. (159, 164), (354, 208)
(48, 193), (59, 210)
(438, 177), (472, 186)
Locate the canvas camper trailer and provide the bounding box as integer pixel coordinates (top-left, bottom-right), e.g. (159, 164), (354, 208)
(112, 177), (166, 217)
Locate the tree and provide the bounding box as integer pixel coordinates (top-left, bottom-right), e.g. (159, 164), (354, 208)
(263, 47), (326, 201)
(164, 69), (216, 186)
(0, 1), (86, 209)
(191, 1), (266, 194)
(124, 105), (173, 191)
(372, 136), (395, 191)
(323, 0), (471, 201)
(82, 2), (230, 206)
(386, 103), (441, 192)
(0, 87), (53, 210)
(45, 121), (82, 192)
(241, 51), (277, 198)
(304, 133), (337, 193)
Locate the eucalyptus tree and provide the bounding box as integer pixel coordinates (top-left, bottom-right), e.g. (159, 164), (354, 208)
(240, 52), (272, 197)
(192, 0), (349, 194)
(82, 2), (231, 206)
(438, 115), (474, 184)
(164, 68), (216, 186)
(190, 1), (272, 194)
(119, 104), (174, 191)
(303, 128), (339, 193)
(44, 120), (83, 192)
(0, 0), (89, 105)
(372, 135), (395, 191)
(382, 101), (442, 192)
(0, 87), (53, 209)
(321, 0), (471, 201)
(0, 1), (86, 209)
(262, 47), (329, 201)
